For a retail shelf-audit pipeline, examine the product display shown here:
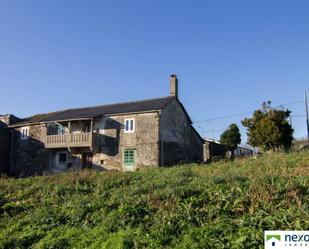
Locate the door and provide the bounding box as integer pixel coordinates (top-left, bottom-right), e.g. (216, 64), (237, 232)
(123, 149), (135, 171)
(82, 153), (93, 169)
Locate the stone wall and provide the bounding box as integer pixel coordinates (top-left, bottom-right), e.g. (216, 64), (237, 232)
(0, 125), (11, 174)
(0, 115), (21, 175)
(160, 99), (204, 165)
(92, 112), (160, 171)
(12, 124), (51, 176)
(203, 141), (229, 162)
(10, 112), (160, 175)
(9, 101), (204, 175)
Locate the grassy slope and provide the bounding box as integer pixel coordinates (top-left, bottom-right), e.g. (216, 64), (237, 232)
(0, 151), (309, 249)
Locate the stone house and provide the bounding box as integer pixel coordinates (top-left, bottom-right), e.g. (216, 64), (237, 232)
(7, 75), (204, 176)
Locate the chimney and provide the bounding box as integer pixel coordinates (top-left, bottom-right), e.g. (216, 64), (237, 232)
(170, 74), (178, 98)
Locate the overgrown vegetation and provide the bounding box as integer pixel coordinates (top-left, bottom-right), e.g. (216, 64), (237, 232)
(0, 151), (308, 248)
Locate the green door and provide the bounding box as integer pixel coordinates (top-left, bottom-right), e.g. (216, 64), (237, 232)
(124, 149), (135, 171)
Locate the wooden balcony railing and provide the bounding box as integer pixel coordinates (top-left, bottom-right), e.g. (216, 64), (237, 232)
(45, 133), (93, 148)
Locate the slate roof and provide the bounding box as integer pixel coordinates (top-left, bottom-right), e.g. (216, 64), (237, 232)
(10, 96), (176, 126)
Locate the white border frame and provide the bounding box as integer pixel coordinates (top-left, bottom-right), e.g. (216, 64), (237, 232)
(124, 118), (135, 133)
(20, 126), (30, 140)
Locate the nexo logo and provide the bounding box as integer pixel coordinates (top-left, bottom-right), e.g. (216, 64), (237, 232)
(265, 231), (309, 249)
(285, 234), (309, 242)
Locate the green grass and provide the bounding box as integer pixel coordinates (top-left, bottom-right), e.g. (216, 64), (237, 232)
(0, 151), (309, 249)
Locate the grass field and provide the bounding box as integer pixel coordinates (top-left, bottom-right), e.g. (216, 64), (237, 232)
(0, 151), (309, 248)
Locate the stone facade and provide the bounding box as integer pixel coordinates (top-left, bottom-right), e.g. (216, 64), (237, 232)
(92, 112), (160, 171)
(8, 75), (205, 176)
(0, 115), (20, 175)
(160, 99), (203, 165)
(203, 140), (253, 162)
(12, 124), (50, 176)
(10, 100), (203, 176)
(203, 140), (229, 162)
(0, 125), (11, 174)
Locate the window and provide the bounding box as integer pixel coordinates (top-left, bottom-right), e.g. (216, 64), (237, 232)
(124, 118), (135, 133)
(47, 123), (65, 135)
(57, 124), (65, 135)
(58, 152), (67, 164)
(20, 127), (30, 140)
(124, 149), (135, 166)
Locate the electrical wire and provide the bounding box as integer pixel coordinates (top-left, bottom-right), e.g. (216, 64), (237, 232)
(193, 100), (303, 124)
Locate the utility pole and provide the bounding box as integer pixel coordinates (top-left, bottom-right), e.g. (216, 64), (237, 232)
(305, 91), (309, 142)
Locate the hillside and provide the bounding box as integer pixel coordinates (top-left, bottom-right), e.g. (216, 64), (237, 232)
(0, 151), (309, 249)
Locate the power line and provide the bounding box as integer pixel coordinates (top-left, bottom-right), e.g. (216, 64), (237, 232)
(194, 100), (304, 139)
(274, 100), (303, 108)
(202, 128), (226, 133)
(193, 100), (303, 124)
(194, 111), (252, 124)
(197, 116), (305, 137)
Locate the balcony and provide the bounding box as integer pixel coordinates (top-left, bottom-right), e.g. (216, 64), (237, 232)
(45, 133), (93, 149)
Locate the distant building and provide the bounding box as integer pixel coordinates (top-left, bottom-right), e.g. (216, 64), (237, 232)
(234, 146), (254, 157)
(203, 139), (254, 162)
(203, 139), (229, 162)
(293, 139), (309, 150)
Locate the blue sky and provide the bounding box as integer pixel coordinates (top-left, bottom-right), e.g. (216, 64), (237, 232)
(0, 0), (308, 141)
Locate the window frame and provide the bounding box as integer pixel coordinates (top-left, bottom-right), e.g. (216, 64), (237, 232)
(123, 149), (135, 166)
(20, 126), (30, 140)
(58, 152), (68, 165)
(124, 118), (135, 133)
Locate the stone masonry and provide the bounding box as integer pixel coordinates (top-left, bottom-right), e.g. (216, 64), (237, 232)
(8, 75), (205, 176)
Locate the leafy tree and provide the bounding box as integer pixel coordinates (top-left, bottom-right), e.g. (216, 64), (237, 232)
(242, 101), (293, 151)
(220, 123), (241, 155)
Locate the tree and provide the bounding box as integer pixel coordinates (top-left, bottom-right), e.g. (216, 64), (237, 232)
(220, 123), (241, 155)
(241, 101), (293, 152)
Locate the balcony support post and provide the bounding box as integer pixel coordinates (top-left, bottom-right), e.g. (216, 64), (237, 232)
(90, 119), (94, 151)
(90, 119), (93, 132)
